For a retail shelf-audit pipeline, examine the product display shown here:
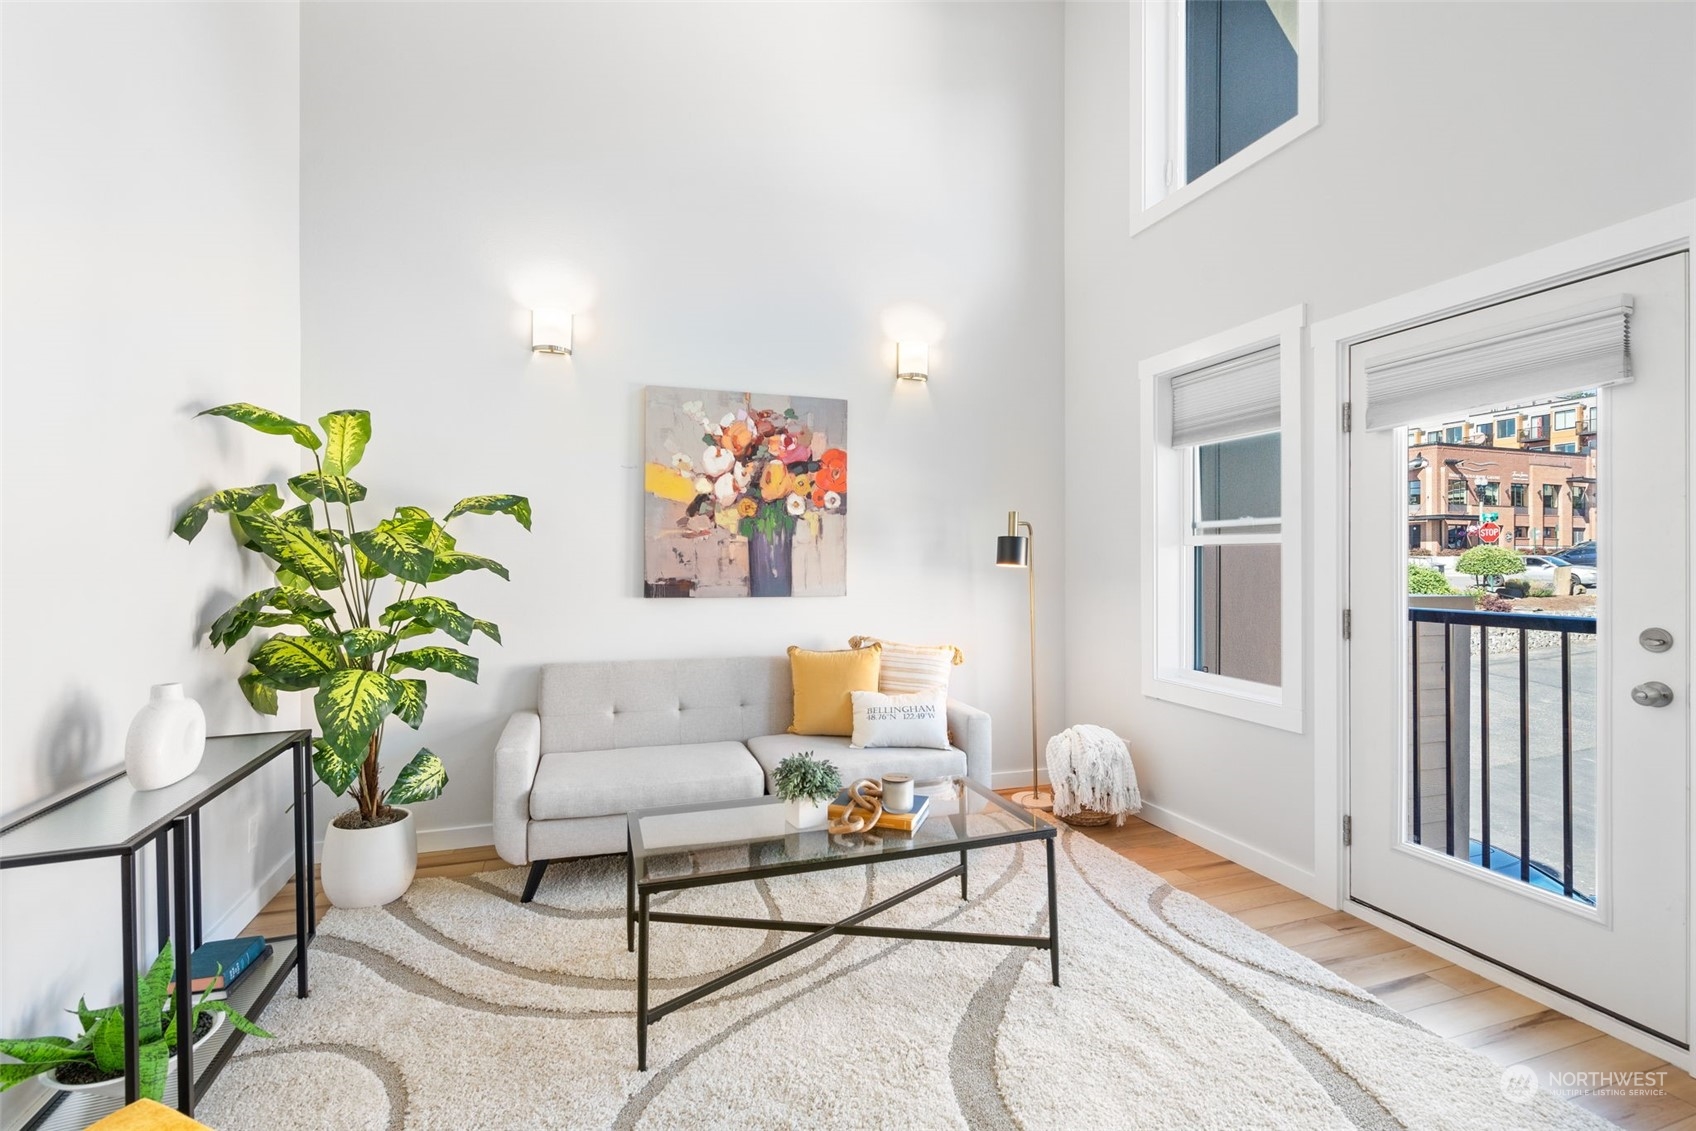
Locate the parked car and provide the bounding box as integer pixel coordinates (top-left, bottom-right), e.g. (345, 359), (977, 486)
(1512, 554), (1595, 593)
(1558, 541), (1597, 568)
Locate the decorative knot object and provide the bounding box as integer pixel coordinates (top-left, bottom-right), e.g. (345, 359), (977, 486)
(828, 778), (884, 834)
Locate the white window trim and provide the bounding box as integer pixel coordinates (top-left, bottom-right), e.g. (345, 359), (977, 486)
(1135, 0), (1321, 237)
(1140, 305), (1306, 732)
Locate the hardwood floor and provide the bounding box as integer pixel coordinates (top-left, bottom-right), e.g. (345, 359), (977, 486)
(1074, 815), (1696, 1131)
(245, 816), (1694, 1128)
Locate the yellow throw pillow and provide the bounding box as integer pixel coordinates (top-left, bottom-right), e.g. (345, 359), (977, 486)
(788, 644), (882, 736)
(848, 636), (963, 694)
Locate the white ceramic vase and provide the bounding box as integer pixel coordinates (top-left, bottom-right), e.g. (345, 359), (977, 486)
(123, 684), (206, 791)
(785, 796), (830, 830)
(321, 809), (417, 908)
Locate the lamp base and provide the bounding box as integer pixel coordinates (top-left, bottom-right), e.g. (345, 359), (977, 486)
(1011, 789), (1053, 812)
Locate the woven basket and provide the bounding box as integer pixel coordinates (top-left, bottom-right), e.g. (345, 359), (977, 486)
(1056, 808), (1115, 828)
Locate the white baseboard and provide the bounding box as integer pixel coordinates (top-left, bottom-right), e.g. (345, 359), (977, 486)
(416, 822), (495, 853)
(991, 768), (1050, 790)
(1135, 800), (1328, 905)
(1345, 899), (1692, 1072)
(205, 854), (295, 941)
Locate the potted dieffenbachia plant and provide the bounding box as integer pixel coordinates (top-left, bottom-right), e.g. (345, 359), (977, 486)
(773, 752), (842, 830)
(174, 404), (529, 907)
(0, 942), (271, 1101)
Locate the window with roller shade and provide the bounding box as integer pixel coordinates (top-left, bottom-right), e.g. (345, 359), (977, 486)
(1139, 305), (1303, 732)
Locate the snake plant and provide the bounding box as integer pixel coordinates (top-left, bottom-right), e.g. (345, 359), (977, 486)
(175, 404), (529, 825)
(0, 942), (272, 1100)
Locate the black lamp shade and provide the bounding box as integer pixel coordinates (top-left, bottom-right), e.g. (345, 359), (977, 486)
(996, 534), (1029, 567)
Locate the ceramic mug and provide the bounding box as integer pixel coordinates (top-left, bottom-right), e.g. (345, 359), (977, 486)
(881, 773), (914, 814)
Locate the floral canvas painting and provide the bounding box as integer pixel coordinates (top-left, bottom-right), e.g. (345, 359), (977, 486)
(644, 386), (847, 598)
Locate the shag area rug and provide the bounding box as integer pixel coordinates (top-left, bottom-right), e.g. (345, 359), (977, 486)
(199, 813), (1607, 1130)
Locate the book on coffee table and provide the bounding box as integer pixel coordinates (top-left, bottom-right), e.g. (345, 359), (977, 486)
(827, 792), (931, 833)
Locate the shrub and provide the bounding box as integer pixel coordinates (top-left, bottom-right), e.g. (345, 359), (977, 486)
(1456, 545), (1526, 588)
(1407, 564), (1452, 595)
(1477, 592), (1514, 613)
(1531, 584), (1555, 598)
(772, 752), (842, 804)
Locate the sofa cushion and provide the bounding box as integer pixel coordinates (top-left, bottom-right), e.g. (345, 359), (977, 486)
(848, 636), (963, 694)
(537, 658), (791, 754)
(530, 741), (764, 820)
(787, 645), (881, 736)
(745, 733), (966, 794)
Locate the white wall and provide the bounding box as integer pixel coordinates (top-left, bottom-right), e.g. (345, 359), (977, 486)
(1063, 1), (1694, 887)
(299, 1), (1066, 846)
(0, 3), (300, 1120)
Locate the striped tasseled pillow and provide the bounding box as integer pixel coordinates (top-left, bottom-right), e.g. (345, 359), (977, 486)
(847, 636), (964, 695)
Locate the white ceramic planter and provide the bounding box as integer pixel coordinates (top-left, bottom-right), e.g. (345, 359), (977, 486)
(321, 809), (417, 908)
(43, 1011), (223, 1098)
(124, 684), (206, 791)
(784, 796), (830, 830)
(783, 830), (831, 859)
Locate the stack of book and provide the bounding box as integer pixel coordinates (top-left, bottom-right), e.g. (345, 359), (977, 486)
(827, 792), (931, 834)
(167, 935), (272, 1001)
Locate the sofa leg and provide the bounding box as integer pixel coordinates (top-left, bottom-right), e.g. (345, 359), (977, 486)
(521, 859), (551, 903)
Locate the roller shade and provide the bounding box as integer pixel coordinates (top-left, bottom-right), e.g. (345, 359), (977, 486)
(1167, 345), (1282, 447)
(1364, 296), (1631, 432)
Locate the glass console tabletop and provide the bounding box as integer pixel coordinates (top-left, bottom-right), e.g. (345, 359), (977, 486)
(627, 776), (1052, 891)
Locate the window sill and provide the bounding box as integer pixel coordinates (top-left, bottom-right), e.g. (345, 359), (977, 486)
(1143, 669), (1304, 734)
(1133, 109), (1319, 238)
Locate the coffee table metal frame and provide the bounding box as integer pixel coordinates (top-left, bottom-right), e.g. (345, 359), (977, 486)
(624, 777), (1058, 1070)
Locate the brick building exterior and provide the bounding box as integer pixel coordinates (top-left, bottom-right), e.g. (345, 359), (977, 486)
(1406, 396), (1597, 554)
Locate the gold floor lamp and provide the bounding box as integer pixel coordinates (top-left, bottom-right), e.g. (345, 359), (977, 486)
(996, 511), (1051, 811)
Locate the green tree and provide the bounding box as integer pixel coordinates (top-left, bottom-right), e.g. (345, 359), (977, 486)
(1455, 545), (1525, 590)
(175, 404), (530, 825)
(1407, 564), (1452, 595)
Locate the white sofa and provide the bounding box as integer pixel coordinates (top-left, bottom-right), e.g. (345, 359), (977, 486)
(493, 657), (992, 901)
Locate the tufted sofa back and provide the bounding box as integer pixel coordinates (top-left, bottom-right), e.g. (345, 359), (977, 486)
(537, 657), (792, 753)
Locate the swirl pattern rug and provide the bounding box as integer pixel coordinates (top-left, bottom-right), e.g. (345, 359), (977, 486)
(198, 814), (1608, 1130)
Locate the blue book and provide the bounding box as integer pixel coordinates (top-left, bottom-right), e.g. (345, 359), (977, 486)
(169, 935), (270, 996)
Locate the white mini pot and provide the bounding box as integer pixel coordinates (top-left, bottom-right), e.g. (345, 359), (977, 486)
(124, 684), (206, 792)
(44, 1011), (224, 1097)
(784, 796), (830, 831)
(321, 808), (417, 908)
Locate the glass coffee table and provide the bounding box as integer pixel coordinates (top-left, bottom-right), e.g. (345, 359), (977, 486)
(624, 776), (1058, 1070)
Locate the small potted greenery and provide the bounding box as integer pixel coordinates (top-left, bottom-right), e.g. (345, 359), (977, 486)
(773, 752), (842, 830)
(0, 942), (272, 1101)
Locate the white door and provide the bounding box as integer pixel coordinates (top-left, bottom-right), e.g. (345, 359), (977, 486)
(1348, 253), (1690, 1048)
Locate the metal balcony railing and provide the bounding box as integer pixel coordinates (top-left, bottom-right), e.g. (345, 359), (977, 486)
(1408, 606), (1596, 904)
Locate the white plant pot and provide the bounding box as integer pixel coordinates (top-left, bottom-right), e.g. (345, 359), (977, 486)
(784, 796), (830, 831)
(321, 808), (417, 908)
(44, 1011), (224, 1097)
(124, 684), (206, 792)
(783, 829), (831, 859)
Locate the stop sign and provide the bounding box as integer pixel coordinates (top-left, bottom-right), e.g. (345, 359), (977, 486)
(1479, 521), (1502, 544)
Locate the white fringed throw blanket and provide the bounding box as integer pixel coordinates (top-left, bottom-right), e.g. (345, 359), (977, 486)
(1045, 724), (1141, 825)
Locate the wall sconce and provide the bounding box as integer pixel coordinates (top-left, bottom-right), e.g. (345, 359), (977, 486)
(531, 309), (573, 356)
(895, 341), (929, 382)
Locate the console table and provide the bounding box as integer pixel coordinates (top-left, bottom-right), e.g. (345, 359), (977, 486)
(0, 730), (314, 1127)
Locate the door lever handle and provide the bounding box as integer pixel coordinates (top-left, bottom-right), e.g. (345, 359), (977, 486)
(1631, 681), (1674, 708)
